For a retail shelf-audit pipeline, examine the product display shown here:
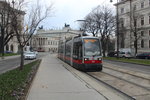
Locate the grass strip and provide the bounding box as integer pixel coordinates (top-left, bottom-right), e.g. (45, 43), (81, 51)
(0, 60), (41, 100)
(104, 57), (150, 66)
(0, 53), (19, 57)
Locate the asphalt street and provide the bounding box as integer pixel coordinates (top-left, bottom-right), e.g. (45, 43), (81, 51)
(0, 52), (47, 74)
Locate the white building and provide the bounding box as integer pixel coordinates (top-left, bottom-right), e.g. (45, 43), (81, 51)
(31, 26), (82, 52)
(116, 0), (150, 53)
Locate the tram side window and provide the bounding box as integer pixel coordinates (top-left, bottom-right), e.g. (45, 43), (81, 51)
(79, 45), (82, 59)
(66, 44), (71, 57)
(73, 42), (82, 59)
(73, 43), (78, 59)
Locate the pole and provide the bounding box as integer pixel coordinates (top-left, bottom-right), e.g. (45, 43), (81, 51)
(12, 0), (15, 8)
(76, 20), (87, 37)
(129, 0), (132, 49)
(116, 0), (119, 58)
(110, 0), (119, 58)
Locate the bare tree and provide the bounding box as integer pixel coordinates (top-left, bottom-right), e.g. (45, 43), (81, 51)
(129, 8), (142, 56)
(81, 5), (115, 56)
(10, 0), (53, 70)
(100, 6), (115, 56)
(0, 1), (15, 57)
(83, 13), (99, 36)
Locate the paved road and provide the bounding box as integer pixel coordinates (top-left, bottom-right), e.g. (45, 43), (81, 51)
(103, 59), (150, 74)
(0, 52), (48, 74)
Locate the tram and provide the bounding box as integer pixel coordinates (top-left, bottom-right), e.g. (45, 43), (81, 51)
(58, 35), (103, 71)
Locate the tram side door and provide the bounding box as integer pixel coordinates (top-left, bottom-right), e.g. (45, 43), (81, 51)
(77, 42), (82, 65)
(72, 42), (82, 68)
(78, 44), (82, 61)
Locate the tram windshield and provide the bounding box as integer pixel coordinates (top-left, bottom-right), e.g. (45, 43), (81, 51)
(84, 38), (101, 56)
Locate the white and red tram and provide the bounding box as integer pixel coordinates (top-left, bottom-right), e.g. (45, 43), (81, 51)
(58, 36), (103, 71)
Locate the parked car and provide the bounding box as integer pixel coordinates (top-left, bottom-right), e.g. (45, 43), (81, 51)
(30, 50), (38, 56)
(115, 51), (133, 58)
(4, 51), (13, 53)
(34, 51), (38, 56)
(136, 52), (150, 59)
(24, 52), (37, 60)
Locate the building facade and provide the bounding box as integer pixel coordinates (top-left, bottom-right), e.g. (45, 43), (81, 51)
(0, 0), (25, 53)
(31, 26), (82, 52)
(117, 0), (150, 53)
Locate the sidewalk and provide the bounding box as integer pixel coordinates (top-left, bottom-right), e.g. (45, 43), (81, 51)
(26, 54), (106, 100)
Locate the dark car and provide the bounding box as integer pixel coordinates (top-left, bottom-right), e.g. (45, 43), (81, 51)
(136, 52), (150, 59)
(107, 51), (117, 57)
(4, 51), (13, 53)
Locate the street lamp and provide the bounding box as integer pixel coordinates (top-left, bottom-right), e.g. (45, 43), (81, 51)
(12, 0), (15, 8)
(76, 20), (89, 37)
(110, 0), (119, 58)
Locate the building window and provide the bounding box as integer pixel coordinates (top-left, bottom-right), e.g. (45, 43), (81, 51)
(120, 18), (124, 27)
(11, 45), (13, 52)
(141, 40), (144, 48)
(141, 17), (144, 26)
(121, 8), (124, 14)
(141, 31), (144, 36)
(141, 2), (144, 8)
(149, 16), (150, 24)
(133, 5), (136, 10)
(134, 19), (137, 27)
(6, 45), (9, 51)
(149, 40), (150, 48)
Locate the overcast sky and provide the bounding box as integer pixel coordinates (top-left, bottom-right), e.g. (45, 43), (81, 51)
(30, 0), (116, 30)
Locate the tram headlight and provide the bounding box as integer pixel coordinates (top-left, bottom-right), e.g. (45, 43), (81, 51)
(97, 57), (102, 61)
(84, 58), (89, 61)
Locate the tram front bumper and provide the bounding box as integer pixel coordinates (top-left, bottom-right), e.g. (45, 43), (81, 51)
(81, 63), (103, 71)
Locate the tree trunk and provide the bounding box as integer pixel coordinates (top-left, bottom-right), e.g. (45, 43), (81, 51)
(134, 31), (138, 57)
(19, 46), (24, 70)
(102, 40), (106, 57)
(101, 37), (106, 57)
(1, 29), (5, 58)
(134, 40), (138, 57)
(103, 50), (106, 57)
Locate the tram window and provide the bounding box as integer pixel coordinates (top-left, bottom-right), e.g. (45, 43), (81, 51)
(73, 42), (78, 58)
(66, 45), (71, 56)
(79, 45), (82, 59)
(73, 42), (82, 59)
(84, 39), (101, 56)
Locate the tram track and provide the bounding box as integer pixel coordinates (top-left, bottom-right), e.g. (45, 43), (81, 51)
(86, 72), (135, 100)
(103, 66), (150, 90)
(59, 58), (150, 100)
(87, 66), (150, 100)
(60, 60), (135, 99)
